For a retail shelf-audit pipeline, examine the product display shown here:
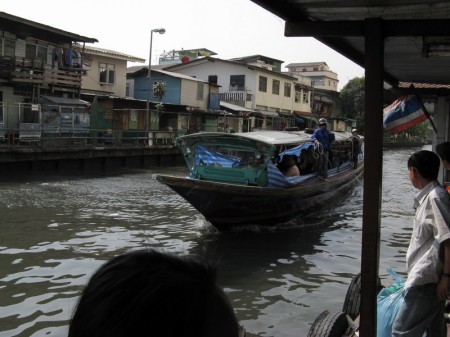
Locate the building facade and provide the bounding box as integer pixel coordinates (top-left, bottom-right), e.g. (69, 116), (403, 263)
(285, 62), (339, 119)
(164, 56), (312, 116)
(285, 62), (339, 91)
(74, 44), (144, 98)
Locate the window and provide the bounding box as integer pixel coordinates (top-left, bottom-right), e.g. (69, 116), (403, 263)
(208, 75), (218, 85)
(0, 37), (15, 57)
(25, 43), (47, 60)
(303, 92), (309, 104)
(229, 75), (245, 90)
(284, 83), (291, 97)
(99, 63), (115, 84)
(295, 91), (301, 103)
(197, 82), (204, 100)
(272, 79), (280, 95)
(259, 76), (267, 92)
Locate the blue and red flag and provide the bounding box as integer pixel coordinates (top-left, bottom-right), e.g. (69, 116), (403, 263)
(383, 95), (430, 134)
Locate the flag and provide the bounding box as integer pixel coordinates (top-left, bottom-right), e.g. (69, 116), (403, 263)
(383, 95), (428, 135)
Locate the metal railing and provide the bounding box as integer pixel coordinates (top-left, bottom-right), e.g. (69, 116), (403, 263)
(0, 128), (179, 149)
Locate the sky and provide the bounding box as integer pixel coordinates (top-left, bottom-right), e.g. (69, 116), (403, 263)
(3, 0), (364, 90)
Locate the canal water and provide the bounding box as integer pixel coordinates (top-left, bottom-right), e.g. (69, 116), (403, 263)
(0, 146), (428, 337)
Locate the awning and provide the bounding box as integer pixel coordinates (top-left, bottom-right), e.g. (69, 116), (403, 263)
(40, 95), (90, 106)
(277, 111), (293, 117)
(313, 96), (333, 104)
(257, 110), (279, 117)
(293, 113), (318, 125)
(220, 101), (256, 113)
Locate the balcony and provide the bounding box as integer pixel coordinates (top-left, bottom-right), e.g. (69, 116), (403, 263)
(220, 90), (253, 107)
(0, 56), (83, 90)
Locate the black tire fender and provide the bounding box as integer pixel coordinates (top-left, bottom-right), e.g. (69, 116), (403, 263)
(307, 310), (349, 337)
(342, 272), (383, 320)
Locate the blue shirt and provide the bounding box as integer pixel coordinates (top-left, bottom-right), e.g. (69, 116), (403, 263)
(311, 128), (335, 151)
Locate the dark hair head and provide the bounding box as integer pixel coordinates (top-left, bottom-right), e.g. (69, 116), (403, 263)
(69, 249), (239, 337)
(407, 150), (440, 181)
(436, 142), (450, 162)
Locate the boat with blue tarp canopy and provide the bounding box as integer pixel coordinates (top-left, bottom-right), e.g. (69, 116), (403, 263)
(156, 130), (364, 230)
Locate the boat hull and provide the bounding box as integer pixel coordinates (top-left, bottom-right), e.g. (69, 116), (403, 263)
(156, 162), (363, 230)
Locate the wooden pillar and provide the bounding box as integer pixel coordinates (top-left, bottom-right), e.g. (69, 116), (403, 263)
(360, 18), (384, 337)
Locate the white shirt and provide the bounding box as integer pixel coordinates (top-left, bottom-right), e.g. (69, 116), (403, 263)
(405, 181), (450, 288)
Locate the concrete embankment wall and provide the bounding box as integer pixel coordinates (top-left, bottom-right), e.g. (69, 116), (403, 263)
(0, 146), (184, 175)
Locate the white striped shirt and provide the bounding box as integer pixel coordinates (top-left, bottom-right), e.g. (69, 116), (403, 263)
(405, 181), (450, 288)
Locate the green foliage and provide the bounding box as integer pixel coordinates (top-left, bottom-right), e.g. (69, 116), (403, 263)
(340, 77), (365, 119)
(153, 81), (167, 102)
(339, 76), (433, 140)
(402, 120), (431, 139)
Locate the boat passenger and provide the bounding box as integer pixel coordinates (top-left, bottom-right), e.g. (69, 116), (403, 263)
(278, 155), (300, 177)
(68, 249), (242, 337)
(299, 146), (316, 174)
(255, 154), (266, 166)
(436, 142), (450, 169)
(311, 118), (335, 181)
(350, 129), (362, 169)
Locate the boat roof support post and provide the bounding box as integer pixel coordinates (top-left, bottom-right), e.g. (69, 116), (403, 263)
(359, 18), (384, 337)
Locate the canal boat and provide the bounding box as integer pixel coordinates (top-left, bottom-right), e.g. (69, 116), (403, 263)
(156, 130), (364, 230)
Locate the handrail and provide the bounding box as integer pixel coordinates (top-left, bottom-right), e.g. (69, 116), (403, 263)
(0, 128), (178, 149)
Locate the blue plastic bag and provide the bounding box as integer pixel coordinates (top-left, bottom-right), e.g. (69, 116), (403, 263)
(376, 268), (405, 337)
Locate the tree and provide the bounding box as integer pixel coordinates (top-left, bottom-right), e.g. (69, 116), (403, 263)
(150, 81), (167, 130)
(153, 81), (167, 102)
(340, 77), (365, 133)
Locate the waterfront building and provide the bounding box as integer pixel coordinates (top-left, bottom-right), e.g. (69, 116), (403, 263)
(127, 67), (221, 133)
(74, 44), (144, 98)
(0, 12), (179, 147)
(0, 11), (96, 142)
(285, 62), (339, 119)
(164, 55), (314, 131)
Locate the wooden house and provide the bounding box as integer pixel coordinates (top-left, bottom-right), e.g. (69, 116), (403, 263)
(0, 11), (97, 140)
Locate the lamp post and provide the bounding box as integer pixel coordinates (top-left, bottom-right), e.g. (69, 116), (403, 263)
(146, 27), (165, 132)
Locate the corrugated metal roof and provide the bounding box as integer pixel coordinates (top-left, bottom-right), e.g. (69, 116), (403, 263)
(126, 66), (210, 84)
(74, 43), (144, 63)
(165, 57), (298, 81)
(154, 69), (210, 83)
(285, 61), (328, 68)
(220, 102), (256, 113)
(230, 54), (285, 64)
(0, 11), (98, 43)
(40, 95), (90, 106)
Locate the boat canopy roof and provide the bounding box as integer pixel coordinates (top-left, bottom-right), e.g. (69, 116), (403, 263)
(178, 130), (359, 147)
(178, 131), (313, 147)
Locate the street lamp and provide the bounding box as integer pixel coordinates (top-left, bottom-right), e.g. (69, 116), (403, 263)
(146, 28), (165, 131)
